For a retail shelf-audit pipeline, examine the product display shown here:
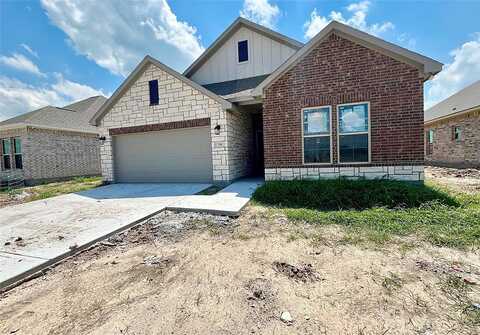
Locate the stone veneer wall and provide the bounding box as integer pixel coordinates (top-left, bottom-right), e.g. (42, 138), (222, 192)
(425, 110), (480, 168)
(226, 110), (255, 180)
(265, 165), (424, 181)
(99, 63), (244, 184)
(0, 127), (100, 184)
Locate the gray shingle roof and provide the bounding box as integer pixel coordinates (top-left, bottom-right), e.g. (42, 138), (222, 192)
(425, 80), (480, 122)
(0, 96), (106, 133)
(202, 75), (269, 96)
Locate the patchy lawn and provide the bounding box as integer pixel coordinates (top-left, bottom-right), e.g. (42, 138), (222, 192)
(0, 167), (479, 334)
(0, 176), (102, 208)
(253, 175), (480, 249)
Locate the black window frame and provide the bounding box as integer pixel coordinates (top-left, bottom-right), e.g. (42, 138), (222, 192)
(148, 79), (159, 106)
(238, 40), (249, 63)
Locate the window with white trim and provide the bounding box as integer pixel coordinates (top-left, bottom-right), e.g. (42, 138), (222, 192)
(303, 106), (331, 164)
(338, 103), (369, 163)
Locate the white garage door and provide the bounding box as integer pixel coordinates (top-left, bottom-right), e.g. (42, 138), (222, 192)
(114, 126), (213, 183)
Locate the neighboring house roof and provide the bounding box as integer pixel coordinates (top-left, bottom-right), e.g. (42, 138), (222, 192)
(425, 80), (480, 123)
(183, 17), (304, 79)
(0, 96), (107, 134)
(203, 74), (269, 96)
(90, 55), (232, 126)
(253, 20), (443, 96)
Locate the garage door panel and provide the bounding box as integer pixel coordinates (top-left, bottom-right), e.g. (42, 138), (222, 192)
(114, 126), (213, 182)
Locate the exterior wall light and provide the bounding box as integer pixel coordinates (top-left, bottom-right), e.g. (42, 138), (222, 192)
(214, 124), (221, 135)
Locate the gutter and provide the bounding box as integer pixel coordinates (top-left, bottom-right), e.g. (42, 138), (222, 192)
(0, 123), (100, 135)
(424, 105), (480, 125)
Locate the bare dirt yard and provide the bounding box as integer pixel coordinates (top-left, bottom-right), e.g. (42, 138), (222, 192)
(425, 166), (480, 194)
(0, 177), (102, 209)
(0, 167), (479, 335)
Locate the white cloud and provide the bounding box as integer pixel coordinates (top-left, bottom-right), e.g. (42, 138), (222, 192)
(304, 1), (394, 40)
(0, 75), (106, 121)
(240, 0), (280, 29)
(41, 0), (204, 77)
(52, 73), (106, 101)
(425, 33), (480, 109)
(397, 33), (416, 50)
(20, 43), (38, 58)
(0, 53), (46, 77)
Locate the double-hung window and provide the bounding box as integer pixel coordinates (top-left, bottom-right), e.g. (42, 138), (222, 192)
(303, 106), (332, 164)
(2, 139), (11, 170)
(13, 138), (22, 169)
(338, 102), (370, 163)
(1, 138), (22, 170)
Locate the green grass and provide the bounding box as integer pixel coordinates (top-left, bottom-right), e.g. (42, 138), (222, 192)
(252, 179), (480, 249)
(1, 176), (102, 203)
(27, 177), (102, 201)
(253, 179), (458, 210)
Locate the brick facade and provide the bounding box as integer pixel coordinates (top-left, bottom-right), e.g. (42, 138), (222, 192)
(99, 63), (253, 184)
(425, 110), (480, 168)
(263, 33), (425, 180)
(0, 127), (100, 184)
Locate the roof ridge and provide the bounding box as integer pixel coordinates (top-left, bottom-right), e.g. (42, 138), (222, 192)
(90, 55), (232, 126)
(253, 20), (443, 95)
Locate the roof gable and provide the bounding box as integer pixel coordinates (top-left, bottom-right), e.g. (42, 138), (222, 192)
(90, 56), (232, 126)
(253, 21), (443, 96)
(183, 17), (303, 80)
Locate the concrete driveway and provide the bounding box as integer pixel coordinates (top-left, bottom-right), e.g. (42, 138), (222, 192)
(0, 183), (210, 290)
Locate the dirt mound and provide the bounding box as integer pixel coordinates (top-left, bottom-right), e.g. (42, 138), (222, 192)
(272, 261), (321, 282)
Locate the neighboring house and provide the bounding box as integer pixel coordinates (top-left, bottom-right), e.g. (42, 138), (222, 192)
(91, 17), (442, 184)
(0, 96), (106, 185)
(424, 80), (480, 168)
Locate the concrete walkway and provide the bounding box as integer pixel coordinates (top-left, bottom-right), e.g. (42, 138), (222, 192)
(0, 178), (264, 290)
(0, 183), (209, 290)
(169, 178), (264, 216)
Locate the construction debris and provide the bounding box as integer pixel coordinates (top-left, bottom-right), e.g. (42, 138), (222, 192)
(280, 311), (293, 324)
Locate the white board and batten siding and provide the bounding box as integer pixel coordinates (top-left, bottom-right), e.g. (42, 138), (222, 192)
(190, 26), (298, 85)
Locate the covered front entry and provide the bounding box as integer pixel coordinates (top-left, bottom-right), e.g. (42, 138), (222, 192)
(113, 126), (213, 183)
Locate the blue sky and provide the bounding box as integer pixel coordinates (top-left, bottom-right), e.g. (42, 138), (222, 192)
(1, 0), (479, 121)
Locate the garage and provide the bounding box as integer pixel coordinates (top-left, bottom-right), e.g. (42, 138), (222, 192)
(113, 126), (213, 183)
